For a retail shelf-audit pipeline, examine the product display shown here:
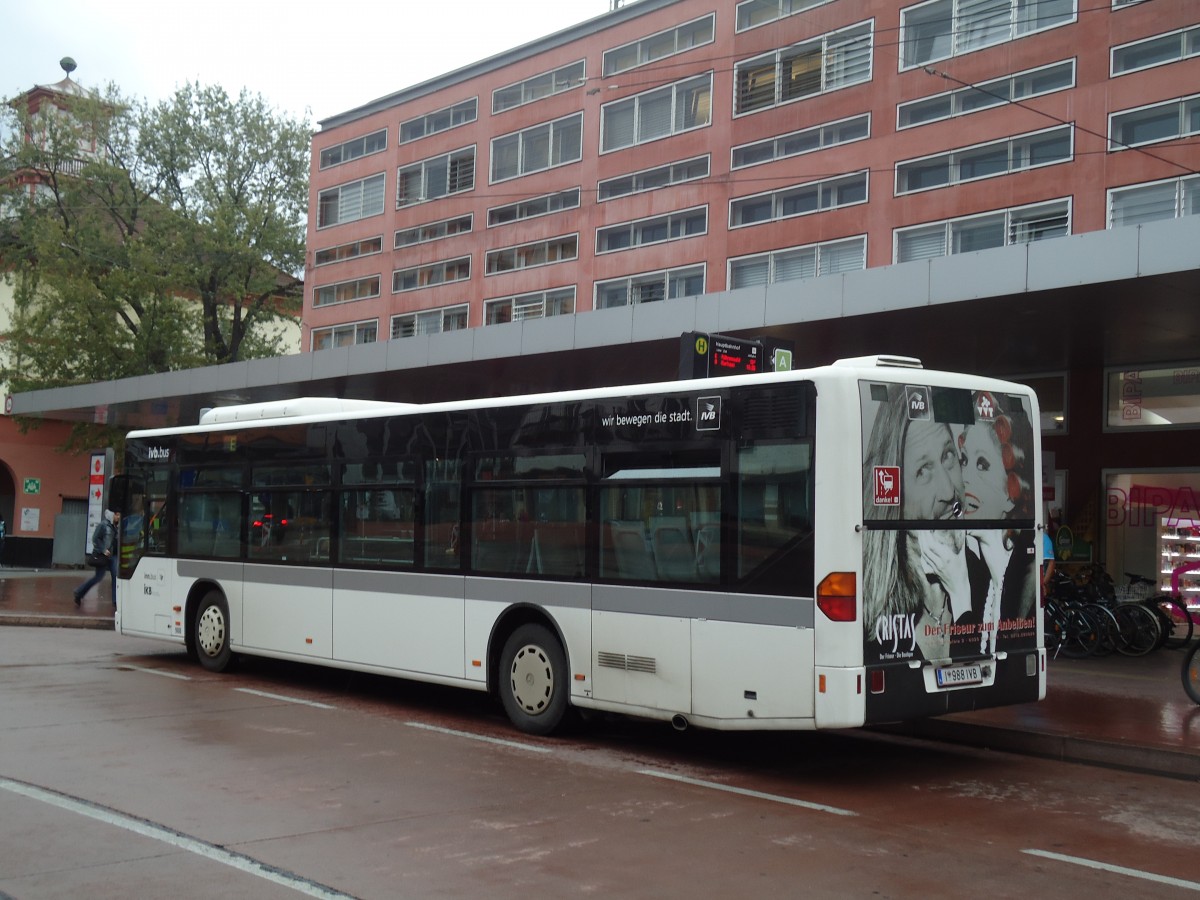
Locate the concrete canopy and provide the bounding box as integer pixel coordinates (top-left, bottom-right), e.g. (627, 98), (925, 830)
(11, 217), (1200, 431)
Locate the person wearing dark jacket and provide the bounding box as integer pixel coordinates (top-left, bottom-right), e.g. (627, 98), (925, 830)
(74, 510), (121, 608)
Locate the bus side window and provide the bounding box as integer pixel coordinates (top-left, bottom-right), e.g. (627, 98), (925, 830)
(425, 460), (462, 569)
(736, 442), (814, 595)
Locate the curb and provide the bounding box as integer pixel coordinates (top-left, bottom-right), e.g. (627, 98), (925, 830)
(0, 613), (114, 631)
(892, 718), (1200, 781)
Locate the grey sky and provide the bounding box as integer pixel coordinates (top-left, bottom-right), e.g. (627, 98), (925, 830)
(3, 0), (613, 126)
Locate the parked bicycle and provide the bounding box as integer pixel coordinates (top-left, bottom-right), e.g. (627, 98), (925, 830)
(1121, 572), (1194, 650)
(1184, 642), (1200, 704)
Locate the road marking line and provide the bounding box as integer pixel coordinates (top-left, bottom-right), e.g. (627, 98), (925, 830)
(1023, 849), (1200, 891)
(639, 770), (858, 817)
(122, 665), (191, 681)
(0, 777), (353, 899)
(234, 688), (335, 709)
(405, 721), (553, 753)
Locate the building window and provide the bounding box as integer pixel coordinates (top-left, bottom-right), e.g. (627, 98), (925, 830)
(1109, 95), (1200, 151)
(313, 236), (383, 267)
(485, 288), (575, 325)
(1112, 26), (1200, 76)
(730, 171), (868, 227)
(488, 188), (580, 227)
(399, 98), (477, 144)
(735, 23), (872, 115)
(598, 156), (709, 201)
(396, 147), (475, 208)
(899, 0), (1075, 69)
(391, 304), (469, 339)
(485, 235), (578, 274)
(729, 236), (866, 287)
(736, 0), (835, 32)
(596, 207), (707, 254)
(491, 113), (583, 182)
(313, 276), (381, 308)
(492, 60), (585, 114)
(603, 14), (714, 76)
(1010, 373), (1067, 433)
(897, 60), (1074, 129)
(895, 126), (1072, 194)
(895, 200), (1070, 262)
(319, 129), (386, 169)
(394, 215), (473, 250)
(1108, 174), (1200, 228)
(1106, 365), (1200, 431)
(392, 257), (472, 293)
(595, 265), (705, 309)
(732, 115), (869, 169)
(311, 320), (377, 350)
(317, 173), (386, 228)
(601, 73), (712, 152)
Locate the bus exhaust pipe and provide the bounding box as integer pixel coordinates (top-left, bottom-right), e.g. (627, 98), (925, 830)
(671, 714), (689, 732)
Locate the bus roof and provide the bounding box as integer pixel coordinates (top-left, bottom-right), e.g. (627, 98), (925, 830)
(127, 355), (1034, 439)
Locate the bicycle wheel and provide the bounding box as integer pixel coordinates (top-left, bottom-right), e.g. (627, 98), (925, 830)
(1113, 603), (1162, 657)
(1146, 595), (1194, 650)
(1084, 604), (1120, 657)
(1184, 643), (1200, 705)
(1059, 605), (1100, 659)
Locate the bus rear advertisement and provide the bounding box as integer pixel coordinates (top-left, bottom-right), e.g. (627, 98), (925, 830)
(113, 356), (1045, 734)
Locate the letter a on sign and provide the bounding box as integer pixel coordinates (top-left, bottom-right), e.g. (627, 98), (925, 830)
(874, 466), (900, 506)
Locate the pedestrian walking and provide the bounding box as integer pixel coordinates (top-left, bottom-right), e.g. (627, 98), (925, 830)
(0, 512), (6, 567)
(74, 510), (120, 608)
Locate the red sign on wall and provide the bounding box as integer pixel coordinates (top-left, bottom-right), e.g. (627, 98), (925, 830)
(873, 466), (900, 506)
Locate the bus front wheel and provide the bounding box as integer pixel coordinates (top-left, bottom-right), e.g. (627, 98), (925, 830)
(499, 624), (568, 735)
(194, 592), (233, 673)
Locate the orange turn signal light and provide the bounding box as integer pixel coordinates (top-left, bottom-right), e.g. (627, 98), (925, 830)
(817, 571), (857, 622)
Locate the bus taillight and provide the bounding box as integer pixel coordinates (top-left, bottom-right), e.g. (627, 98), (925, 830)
(817, 572), (856, 622)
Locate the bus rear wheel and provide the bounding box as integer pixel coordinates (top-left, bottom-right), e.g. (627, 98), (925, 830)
(194, 591), (233, 673)
(499, 624), (568, 735)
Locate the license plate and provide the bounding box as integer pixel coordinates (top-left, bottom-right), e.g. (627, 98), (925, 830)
(935, 664), (983, 687)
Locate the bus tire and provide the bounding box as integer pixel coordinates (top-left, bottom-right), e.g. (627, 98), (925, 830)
(499, 624), (568, 736)
(194, 591), (233, 673)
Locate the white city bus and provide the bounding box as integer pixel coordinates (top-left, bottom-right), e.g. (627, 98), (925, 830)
(114, 356), (1045, 734)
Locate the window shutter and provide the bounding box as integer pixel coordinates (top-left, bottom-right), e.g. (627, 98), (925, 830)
(1110, 182), (1177, 227)
(819, 238), (865, 274)
(897, 226), (947, 262)
(603, 102), (636, 151)
(730, 258), (770, 288)
(775, 248), (817, 280)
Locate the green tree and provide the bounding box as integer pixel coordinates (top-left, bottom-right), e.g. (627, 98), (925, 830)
(0, 80), (309, 397)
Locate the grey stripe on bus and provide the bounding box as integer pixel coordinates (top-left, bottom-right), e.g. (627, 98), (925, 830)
(175, 561), (813, 627)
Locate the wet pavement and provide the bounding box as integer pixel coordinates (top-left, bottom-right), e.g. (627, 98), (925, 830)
(1, 566), (1197, 779)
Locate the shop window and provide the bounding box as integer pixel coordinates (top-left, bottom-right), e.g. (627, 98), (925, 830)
(1106, 365), (1200, 430)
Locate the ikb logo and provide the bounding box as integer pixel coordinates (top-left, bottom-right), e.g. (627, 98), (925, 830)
(696, 395), (722, 431)
(874, 465), (901, 506)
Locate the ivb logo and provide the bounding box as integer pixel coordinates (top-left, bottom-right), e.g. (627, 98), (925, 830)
(905, 385), (931, 421)
(696, 395), (722, 431)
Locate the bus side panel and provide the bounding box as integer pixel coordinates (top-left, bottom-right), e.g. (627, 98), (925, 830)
(463, 577), (590, 686)
(591, 606), (690, 713)
(242, 564), (333, 660)
(332, 570), (464, 678)
(691, 621), (814, 721)
(117, 557), (185, 642)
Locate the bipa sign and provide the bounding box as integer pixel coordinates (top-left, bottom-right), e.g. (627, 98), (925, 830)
(874, 466), (901, 506)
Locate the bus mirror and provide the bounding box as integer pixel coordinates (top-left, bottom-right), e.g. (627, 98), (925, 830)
(108, 474), (129, 513)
